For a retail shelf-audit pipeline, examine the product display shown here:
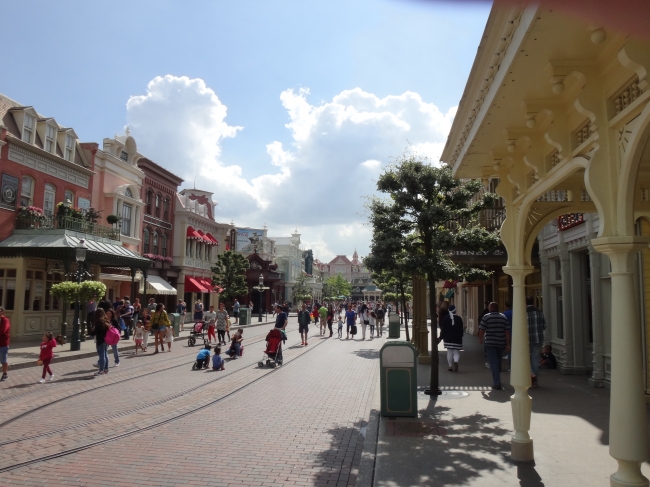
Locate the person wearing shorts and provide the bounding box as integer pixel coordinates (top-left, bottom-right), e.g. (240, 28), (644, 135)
(233, 299), (240, 324)
(297, 303), (310, 346)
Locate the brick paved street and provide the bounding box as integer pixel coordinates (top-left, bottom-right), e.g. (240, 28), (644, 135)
(0, 323), (384, 486)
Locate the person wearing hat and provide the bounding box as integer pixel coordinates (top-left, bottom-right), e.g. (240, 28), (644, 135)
(438, 304), (464, 372)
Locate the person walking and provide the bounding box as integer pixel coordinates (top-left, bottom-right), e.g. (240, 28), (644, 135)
(37, 331), (57, 383)
(121, 299), (134, 339)
(105, 309), (121, 366)
(359, 302), (369, 339)
(0, 306), (10, 381)
(215, 303), (229, 345)
(479, 302), (510, 390)
(193, 299), (204, 322)
(176, 299), (186, 330)
(204, 305), (217, 344)
(141, 309), (151, 352)
(132, 298), (142, 328)
(439, 304), (464, 372)
(298, 303), (311, 346)
(146, 297), (157, 315)
(92, 309), (110, 376)
(151, 303), (171, 354)
(318, 303), (328, 336)
(233, 299), (240, 324)
(345, 305), (356, 340)
(326, 304), (334, 337)
(526, 296), (546, 388)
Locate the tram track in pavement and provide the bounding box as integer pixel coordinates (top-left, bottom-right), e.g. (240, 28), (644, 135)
(0, 322), (298, 426)
(0, 333), (329, 473)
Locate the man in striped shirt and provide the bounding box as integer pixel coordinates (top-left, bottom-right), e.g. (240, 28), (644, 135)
(479, 302), (511, 390)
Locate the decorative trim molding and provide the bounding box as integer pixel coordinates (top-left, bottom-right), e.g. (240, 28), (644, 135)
(8, 143), (90, 189)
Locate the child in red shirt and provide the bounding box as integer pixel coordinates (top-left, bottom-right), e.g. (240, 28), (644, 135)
(38, 331), (57, 383)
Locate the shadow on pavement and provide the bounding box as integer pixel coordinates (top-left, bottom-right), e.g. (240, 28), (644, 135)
(313, 423), (366, 487)
(352, 350), (379, 360)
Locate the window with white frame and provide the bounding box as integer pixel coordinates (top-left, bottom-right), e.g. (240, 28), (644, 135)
(23, 114), (35, 143)
(152, 231), (159, 254)
(196, 241), (202, 260)
(64, 190), (74, 205)
(121, 203), (132, 236)
(43, 184), (56, 217)
(65, 135), (74, 161)
(45, 124), (56, 153)
(77, 197), (90, 212)
(20, 176), (34, 207)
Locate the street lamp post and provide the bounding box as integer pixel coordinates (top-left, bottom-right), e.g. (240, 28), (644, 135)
(254, 274), (269, 322)
(70, 238), (87, 351)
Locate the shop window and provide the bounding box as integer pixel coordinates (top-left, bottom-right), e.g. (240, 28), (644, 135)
(44, 272), (62, 311)
(0, 269), (17, 310)
(24, 270), (44, 311)
(153, 231), (159, 254)
(43, 183), (56, 217)
(20, 176), (34, 207)
(143, 228), (150, 253)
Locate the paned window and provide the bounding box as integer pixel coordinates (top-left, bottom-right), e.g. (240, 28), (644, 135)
(23, 114), (35, 143)
(77, 197), (90, 212)
(145, 190), (152, 215)
(44, 271), (62, 311)
(163, 198), (169, 221)
(24, 270), (44, 311)
(20, 176), (34, 207)
(64, 190), (74, 205)
(121, 203), (132, 236)
(162, 234), (168, 257)
(43, 183), (56, 217)
(120, 151), (128, 161)
(143, 228), (150, 253)
(0, 269), (18, 310)
(186, 239), (193, 258)
(155, 194), (161, 218)
(65, 135), (74, 161)
(152, 231), (159, 254)
(45, 124), (56, 153)
(196, 242), (202, 260)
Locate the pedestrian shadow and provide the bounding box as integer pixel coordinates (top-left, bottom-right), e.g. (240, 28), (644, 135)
(352, 350), (379, 360)
(312, 423), (367, 486)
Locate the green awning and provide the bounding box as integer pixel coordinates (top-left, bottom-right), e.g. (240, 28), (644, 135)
(0, 232), (151, 270)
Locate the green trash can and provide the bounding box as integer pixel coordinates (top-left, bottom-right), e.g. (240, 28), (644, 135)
(388, 314), (401, 338)
(168, 313), (181, 337)
(239, 307), (251, 326)
(380, 341), (418, 417)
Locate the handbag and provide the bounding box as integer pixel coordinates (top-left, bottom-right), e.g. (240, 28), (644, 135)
(363, 319), (369, 325)
(351, 325), (357, 335)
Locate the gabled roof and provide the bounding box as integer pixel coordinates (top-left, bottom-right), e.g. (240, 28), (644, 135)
(328, 255), (352, 265)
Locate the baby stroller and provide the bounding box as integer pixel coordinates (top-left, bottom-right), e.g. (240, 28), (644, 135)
(188, 321), (208, 347)
(258, 328), (283, 368)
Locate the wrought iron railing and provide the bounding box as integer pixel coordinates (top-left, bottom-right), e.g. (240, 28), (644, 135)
(446, 206), (505, 232)
(15, 214), (121, 241)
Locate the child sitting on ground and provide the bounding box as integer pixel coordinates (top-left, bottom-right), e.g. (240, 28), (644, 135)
(226, 328), (244, 359)
(539, 344), (557, 369)
(193, 344), (212, 370)
(133, 321), (144, 354)
(212, 347), (225, 371)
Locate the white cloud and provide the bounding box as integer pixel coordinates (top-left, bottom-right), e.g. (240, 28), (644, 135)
(125, 76), (455, 261)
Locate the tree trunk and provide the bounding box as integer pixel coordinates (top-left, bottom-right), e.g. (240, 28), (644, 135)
(428, 276), (440, 395)
(400, 283), (410, 342)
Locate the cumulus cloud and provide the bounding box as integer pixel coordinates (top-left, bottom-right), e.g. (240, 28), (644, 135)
(125, 76), (455, 261)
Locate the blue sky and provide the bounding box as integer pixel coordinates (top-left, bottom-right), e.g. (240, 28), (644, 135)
(3, 0), (490, 260)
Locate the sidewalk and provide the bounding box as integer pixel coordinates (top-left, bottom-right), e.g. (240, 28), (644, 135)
(364, 323), (650, 487)
(4, 317), (280, 370)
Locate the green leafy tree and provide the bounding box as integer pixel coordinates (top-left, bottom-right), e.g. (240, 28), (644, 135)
(324, 274), (352, 299)
(367, 152), (500, 395)
(292, 272), (313, 303)
(211, 251), (249, 309)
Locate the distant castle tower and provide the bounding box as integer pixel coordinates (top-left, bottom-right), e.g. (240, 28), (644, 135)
(351, 248), (359, 265)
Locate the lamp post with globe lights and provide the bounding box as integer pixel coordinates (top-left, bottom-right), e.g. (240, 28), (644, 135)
(253, 275), (269, 322)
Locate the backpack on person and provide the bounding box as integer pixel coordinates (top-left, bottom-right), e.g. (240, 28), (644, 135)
(105, 326), (121, 345)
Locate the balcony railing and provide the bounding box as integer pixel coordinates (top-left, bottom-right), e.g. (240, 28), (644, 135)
(15, 214), (121, 241)
(447, 206), (505, 232)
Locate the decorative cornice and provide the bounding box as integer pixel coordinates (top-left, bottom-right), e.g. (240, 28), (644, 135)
(8, 143), (91, 189)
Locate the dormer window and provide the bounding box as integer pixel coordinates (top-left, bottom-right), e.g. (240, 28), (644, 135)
(65, 135), (74, 161)
(23, 114), (35, 143)
(45, 125), (56, 153)
(120, 151), (128, 161)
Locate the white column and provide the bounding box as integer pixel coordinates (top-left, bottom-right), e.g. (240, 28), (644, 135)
(592, 236), (650, 487)
(503, 265), (535, 461)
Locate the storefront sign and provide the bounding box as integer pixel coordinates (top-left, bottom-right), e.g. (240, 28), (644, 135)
(447, 247), (507, 258)
(235, 228), (264, 252)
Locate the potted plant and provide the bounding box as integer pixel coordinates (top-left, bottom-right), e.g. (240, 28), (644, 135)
(84, 208), (102, 224)
(17, 206), (45, 227)
(106, 214), (122, 227)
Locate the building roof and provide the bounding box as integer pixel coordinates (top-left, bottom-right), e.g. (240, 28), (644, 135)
(328, 255), (352, 265)
(137, 157), (184, 186)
